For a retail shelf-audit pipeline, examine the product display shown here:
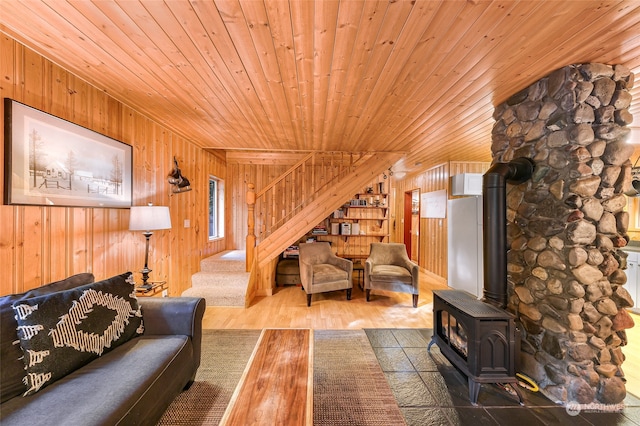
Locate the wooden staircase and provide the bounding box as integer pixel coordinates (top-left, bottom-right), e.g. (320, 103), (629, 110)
(182, 250), (249, 307)
(245, 151), (401, 300)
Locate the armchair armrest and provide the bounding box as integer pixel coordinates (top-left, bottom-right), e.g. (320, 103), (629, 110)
(401, 257), (419, 274)
(299, 258), (314, 288)
(328, 254), (353, 272)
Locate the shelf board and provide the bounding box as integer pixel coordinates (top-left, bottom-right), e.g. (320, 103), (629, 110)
(317, 234), (388, 241)
(343, 205), (388, 209)
(329, 217), (387, 222)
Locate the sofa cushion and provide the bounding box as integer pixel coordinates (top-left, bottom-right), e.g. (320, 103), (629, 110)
(312, 264), (348, 284)
(0, 272), (95, 403)
(12, 272), (143, 396)
(0, 335), (193, 426)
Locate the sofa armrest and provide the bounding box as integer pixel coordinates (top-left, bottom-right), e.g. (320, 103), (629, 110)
(140, 297), (205, 337)
(139, 297), (206, 377)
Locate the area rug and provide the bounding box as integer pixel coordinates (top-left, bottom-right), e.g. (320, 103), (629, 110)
(313, 330), (406, 425)
(157, 329), (261, 425)
(158, 329), (406, 425)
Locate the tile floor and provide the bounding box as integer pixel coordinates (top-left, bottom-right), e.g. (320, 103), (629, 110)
(365, 328), (640, 426)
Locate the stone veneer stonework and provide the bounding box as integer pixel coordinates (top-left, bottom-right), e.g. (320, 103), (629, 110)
(491, 63), (635, 406)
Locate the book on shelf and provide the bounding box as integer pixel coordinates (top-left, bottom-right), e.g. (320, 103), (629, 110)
(311, 225), (328, 235)
(283, 245), (299, 258)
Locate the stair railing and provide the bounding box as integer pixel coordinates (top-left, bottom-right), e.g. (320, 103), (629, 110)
(245, 151), (369, 270)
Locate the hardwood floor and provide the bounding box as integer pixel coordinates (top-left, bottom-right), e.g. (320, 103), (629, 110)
(202, 270), (448, 330)
(202, 271), (640, 399)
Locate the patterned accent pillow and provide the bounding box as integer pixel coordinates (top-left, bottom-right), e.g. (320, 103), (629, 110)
(0, 272), (95, 403)
(12, 272), (144, 396)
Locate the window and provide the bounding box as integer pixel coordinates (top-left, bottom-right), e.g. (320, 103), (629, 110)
(209, 176), (224, 240)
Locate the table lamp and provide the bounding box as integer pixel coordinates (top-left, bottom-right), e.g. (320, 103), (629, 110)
(129, 204), (172, 289)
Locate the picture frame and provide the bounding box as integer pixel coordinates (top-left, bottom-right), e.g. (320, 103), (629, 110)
(4, 99), (132, 208)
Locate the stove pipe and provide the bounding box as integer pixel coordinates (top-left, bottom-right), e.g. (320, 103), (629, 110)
(482, 157), (535, 308)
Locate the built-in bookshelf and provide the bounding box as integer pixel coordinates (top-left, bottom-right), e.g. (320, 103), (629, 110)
(309, 180), (390, 259)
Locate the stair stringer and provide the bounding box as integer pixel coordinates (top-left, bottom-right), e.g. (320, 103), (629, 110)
(256, 152), (401, 269)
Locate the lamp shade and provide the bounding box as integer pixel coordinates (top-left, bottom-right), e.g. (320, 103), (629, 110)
(129, 205), (172, 231)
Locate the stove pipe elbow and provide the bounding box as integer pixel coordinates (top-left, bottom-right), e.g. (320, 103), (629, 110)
(482, 157), (535, 308)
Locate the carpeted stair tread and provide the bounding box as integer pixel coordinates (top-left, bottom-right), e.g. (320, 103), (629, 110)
(181, 287), (246, 307)
(184, 250), (249, 307)
(200, 250), (246, 273)
(191, 271), (250, 288)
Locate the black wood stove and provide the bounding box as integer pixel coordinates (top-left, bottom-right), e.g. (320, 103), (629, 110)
(428, 289), (522, 404)
(429, 158), (534, 405)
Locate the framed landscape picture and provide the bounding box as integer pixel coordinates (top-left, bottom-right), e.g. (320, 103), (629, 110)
(4, 99), (132, 208)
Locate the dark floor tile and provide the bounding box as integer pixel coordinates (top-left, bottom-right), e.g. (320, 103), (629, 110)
(369, 328), (637, 426)
(373, 347), (415, 372)
(441, 407), (500, 426)
(425, 343), (453, 368)
(404, 346), (441, 372)
(392, 328), (431, 347)
(401, 407), (452, 426)
(419, 372), (464, 407)
(421, 370), (524, 408)
(516, 387), (559, 408)
(484, 407), (546, 425)
(529, 406), (593, 425)
(365, 328), (400, 348)
(385, 371), (440, 407)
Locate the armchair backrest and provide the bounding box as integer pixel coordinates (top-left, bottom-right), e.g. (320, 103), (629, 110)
(299, 242), (334, 264)
(368, 243), (410, 266)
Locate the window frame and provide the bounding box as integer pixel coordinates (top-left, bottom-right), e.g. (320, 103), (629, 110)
(208, 175), (224, 240)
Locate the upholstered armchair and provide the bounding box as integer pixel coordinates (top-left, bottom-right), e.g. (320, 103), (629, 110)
(365, 243), (419, 308)
(299, 242), (353, 307)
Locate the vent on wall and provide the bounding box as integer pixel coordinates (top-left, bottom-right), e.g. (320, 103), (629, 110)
(451, 173), (483, 196)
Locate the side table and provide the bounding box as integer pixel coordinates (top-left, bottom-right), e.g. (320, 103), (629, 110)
(136, 281), (167, 297)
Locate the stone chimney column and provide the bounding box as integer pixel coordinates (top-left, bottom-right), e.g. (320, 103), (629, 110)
(491, 63), (634, 405)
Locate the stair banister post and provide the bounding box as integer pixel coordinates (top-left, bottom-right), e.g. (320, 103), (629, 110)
(246, 183), (256, 272)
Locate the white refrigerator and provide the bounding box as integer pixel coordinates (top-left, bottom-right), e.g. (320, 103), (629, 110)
(447, 196), (483, 298)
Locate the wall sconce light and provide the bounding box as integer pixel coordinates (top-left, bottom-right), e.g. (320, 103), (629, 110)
(383, 167), (394, 179)
(168, 157), (192, 193)
(129, 204), (172, 288)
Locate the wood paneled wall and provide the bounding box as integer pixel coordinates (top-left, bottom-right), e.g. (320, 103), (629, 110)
(392, 161), (490, 281)
(0, 36), (226, 297)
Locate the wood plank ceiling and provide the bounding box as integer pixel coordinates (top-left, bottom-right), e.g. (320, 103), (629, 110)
(1, 0), (640, 174)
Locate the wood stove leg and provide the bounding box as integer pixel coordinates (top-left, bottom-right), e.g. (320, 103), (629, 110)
(510, 383), (525, 406)
(427, 336), (436, 352)
(469, 378), (481, 405)
(412, 294), (418, 308)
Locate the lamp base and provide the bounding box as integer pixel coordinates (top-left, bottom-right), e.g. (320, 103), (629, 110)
(140, 266), (152, 287)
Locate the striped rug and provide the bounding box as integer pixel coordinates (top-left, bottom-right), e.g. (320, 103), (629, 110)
(158, 329), (405, 425)
(313, 330), (406, 425)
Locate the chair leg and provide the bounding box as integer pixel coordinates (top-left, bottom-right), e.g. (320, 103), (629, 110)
(413, 294), (418, 308)
(366, 289), (371, 302)
(307, 294), (312, 307)
(346, 288), (352, 300)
